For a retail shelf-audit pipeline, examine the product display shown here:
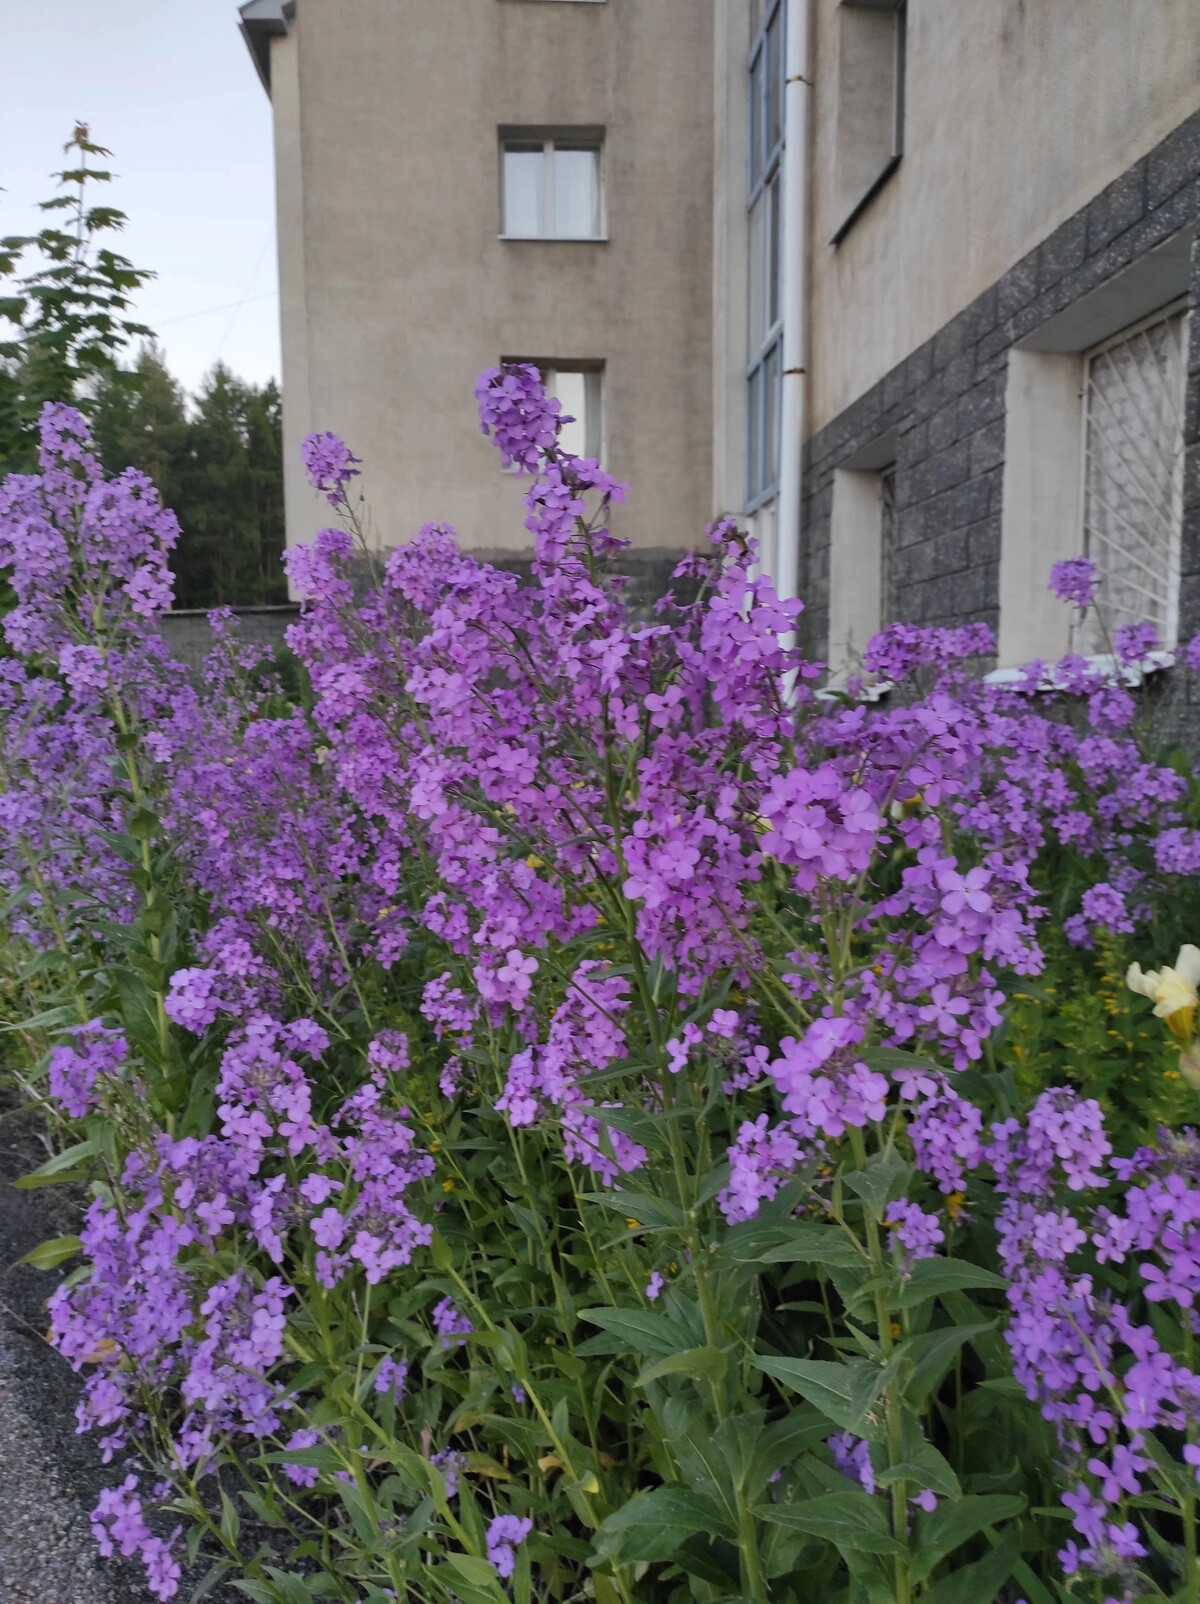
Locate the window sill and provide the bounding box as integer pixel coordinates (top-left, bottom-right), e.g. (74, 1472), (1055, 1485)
(498, 234), (608, 243)
(985, 649), (1175, 691)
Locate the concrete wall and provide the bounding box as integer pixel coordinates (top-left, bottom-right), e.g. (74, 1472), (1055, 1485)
(265, 0), (714, 559)
(807, 0), (1200, 436)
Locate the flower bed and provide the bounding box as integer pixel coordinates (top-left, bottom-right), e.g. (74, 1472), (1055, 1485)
(3, 373), (1200, 1603)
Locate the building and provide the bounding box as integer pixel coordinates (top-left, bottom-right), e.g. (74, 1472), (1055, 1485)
(243, 0), (1200, 677)
(237, 0), (715, 592)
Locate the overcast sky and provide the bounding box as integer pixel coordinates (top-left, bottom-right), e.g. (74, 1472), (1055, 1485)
(1, 0), (279, 395)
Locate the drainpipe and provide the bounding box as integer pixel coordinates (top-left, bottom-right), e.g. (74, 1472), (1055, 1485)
(775, 0), (811, 606)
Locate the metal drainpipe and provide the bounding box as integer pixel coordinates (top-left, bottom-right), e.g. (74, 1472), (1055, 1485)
(775, 0), (811, 606)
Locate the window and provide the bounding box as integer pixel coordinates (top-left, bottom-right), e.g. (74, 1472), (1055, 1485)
(502, 361), (604, 462)
(827, 438), (897, 680)
(500, 135), (603, 239)
(879, 463), (899, 625)
(832, 0), (906, 243)
(747, 0), (784, 510)
(1079, 302), (1189, 651)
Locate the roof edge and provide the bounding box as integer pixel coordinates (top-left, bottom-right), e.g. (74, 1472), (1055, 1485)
(238, 0), (292, 97)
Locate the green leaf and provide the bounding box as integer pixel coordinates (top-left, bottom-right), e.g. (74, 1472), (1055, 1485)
(219, 1490), (240, 1547)
(748, 1406), (831, 1496)
(578, 1306), (689, 1359)
(909, 1495), (1025, 1585)
(724, 1220), (865, 1271)
(446, 1553), (504, 1594)
(862, 1048), (946, 1075)
(843, 1149), (913, 1219)
(590, 1487), (732, 1565)
(426, 1566), (501, 1604)
(2, 1002), (82, 1032)
(899, 1322), (993, 1408)
(579, 1189), (686, 1230)
(262, 1571), (319, 1604)
(637, 1345), (727, 1386)
(17, 1233), (82, 1270)
(13, 1137), (99, 1188)
(876, 1444), (960, 1500)
(754, 1492), (904, 1557)
(921, 1538), (1020, 1604)
(751, 1355), (890, 1434)
(893, 1259), (1007, 1309)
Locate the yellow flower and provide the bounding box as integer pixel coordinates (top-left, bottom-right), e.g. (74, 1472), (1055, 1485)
(946, 1192), (966, 1221)
(442, 1178), (455, 1192)
(1127, 944), (1200, 1041)
(526, 854), (543, 869)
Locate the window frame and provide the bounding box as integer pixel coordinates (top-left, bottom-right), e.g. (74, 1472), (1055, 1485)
(499, 132), (606, 241)
(746, 0), (785, 513)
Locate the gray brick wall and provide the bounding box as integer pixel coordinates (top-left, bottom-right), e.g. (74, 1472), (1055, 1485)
(799, 110), (1200, 667)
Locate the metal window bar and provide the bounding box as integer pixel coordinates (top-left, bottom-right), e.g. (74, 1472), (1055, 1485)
(1079, 299), (1188, 652)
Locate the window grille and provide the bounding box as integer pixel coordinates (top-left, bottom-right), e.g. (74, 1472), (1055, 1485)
(1080, 302), (1188, 651)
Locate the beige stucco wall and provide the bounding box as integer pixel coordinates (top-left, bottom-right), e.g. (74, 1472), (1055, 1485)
(806, 0), (1200, 436)
(267, 0), (714, 557)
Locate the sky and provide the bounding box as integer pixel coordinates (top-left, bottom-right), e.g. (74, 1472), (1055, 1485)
(1, 0), (279, 396)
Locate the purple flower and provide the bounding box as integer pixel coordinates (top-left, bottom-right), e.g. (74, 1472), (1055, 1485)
(886, 1198), (945, 1262)
(486, 1514), (532, 1580)
(1049, 557), (1098, 610)
(300, 431), (361, 506)
(432, 1297), (472, 1349)
(373, 1355), (408, 1397)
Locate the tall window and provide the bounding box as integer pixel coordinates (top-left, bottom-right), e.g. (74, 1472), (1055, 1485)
(501, 135), (603, 239)
(1080, 302), (1188, 651)
(747, 0), (784, 510)
(502, 361), (604, 462)
(879, 463), (899, 625)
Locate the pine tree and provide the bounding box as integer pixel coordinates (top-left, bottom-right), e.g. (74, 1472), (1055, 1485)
(93, 355), (287, 609)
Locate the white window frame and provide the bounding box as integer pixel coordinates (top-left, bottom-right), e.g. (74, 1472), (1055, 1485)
(499, 133), (606, 241)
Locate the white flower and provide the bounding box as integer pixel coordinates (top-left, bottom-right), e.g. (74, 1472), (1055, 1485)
(1127, 943), (1200, 1036)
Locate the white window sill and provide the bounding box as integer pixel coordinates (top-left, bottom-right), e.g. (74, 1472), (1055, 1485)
(498, 234), (608, 243)
(984, 649), (1175, 692)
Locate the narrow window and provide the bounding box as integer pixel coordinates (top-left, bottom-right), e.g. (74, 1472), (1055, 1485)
(1080, 302), (1188, 651)
(746, 0), (785, 511)
(879, 463), (899, 625)
(500, 135), (603, 239)
(832, 0), (906, 243)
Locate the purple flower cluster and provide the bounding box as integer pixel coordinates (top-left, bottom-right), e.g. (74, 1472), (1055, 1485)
(1049, 556), (1098, 610)
(300, 430), (361, 506)
(992, 1096), (1200, 1591)
(486, 1513), (533, 1580)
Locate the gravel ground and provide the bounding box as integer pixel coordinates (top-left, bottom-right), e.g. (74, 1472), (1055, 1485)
(0, 1089), (157, 1602)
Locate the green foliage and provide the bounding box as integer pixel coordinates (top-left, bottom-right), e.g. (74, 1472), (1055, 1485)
(92, 350), (287, 607)
(0, 123), (153, 471)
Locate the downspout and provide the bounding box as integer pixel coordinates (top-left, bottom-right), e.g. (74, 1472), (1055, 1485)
(775, 0), (812, 606)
